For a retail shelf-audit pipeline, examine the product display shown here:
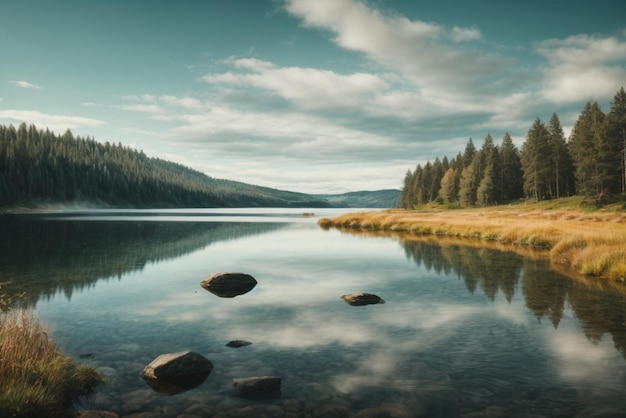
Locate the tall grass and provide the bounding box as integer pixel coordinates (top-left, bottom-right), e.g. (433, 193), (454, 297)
(0, 309), (102, 417)
(319, 207), (626, 281)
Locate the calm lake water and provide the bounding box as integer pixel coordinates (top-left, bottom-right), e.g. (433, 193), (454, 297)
(2, 209), (626, 417)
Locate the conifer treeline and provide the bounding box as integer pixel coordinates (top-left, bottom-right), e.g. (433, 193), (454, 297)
(0, 124), (329, 208)
(400, 87), (626, 208)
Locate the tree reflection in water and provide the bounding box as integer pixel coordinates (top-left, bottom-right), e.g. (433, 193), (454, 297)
(0, 214), (284, 310)
(399, 234), (626, 359)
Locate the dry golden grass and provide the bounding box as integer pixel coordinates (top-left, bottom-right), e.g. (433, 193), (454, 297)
(319, 207), (626, 281)
(0, 309), (102, 417)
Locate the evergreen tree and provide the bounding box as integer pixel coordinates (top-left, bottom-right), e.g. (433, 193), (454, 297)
(476, 161), (496, 206)
(429, 157), (444, 202)
(461, 138), (476, 168)
(499, 133), (523, 202)
(400, 169), (414, 209)
(521, 118), (551, 201)
(569, 102), (608, 196)
(605, 87), (626, 193)
(458, 162), (477, 207)
(439, 168), (458, 204)
(546, 113), (573, 198)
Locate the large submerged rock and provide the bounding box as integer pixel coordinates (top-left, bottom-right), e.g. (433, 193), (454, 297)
(341, 293), (385, 306)
(200, 272), (257, 298)
(233, 376), (281, 396)
(140, 350), (213, 394)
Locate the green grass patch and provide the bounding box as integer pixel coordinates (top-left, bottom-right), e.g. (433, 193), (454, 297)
(0, 310), (102, 417)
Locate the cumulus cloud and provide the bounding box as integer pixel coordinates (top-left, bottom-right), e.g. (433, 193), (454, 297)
(283, 0), (507, 92)
(536, 34), (626, 103)
(201, 57), (389, 110)
(11, 80), (40, 89)
(0, 110), (104, 132)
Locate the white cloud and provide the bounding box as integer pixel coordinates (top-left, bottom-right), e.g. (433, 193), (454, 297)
(201, 57), (389, 109)
(0, 110), (104, 132)
(120, 103), (166, 114)
(450, 26), (483, 42)
(159, 95), (204, 111)
(283, 0), (509, 92)
(11, 80), (40, 89)
(536, 34), (626, 103)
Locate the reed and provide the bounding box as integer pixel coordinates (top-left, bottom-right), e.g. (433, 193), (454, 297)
(0, 309), (102, 417)
(319, 207), (626, 281)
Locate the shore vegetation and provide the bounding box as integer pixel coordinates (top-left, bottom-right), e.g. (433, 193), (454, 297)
(0, 309), (102, 417)
(319, 196), (626, 281)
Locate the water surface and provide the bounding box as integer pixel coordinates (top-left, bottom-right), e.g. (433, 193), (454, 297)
(2, 209), (625, 417)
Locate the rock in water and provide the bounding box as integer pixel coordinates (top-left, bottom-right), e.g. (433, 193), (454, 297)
(141, 351), (213, 394)
(233, 376), (281, 395)
(226, 340), (253, 348)
(200, 272), (257, 298)
(341, 293), (385, 306)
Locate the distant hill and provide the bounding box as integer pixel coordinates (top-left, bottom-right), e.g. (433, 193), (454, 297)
(315, 189), (400, 208)
(0, 123), (331, 209)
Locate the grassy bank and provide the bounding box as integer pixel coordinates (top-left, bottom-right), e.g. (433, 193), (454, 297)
(0, 309), (102, 417)
(319, 199), (626, 281)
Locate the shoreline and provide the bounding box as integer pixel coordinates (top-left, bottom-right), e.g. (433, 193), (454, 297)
(318, 207), (626, 282)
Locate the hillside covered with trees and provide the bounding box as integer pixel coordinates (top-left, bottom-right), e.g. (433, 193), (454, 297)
(0, 124), (331, 209)
(400, 87), (626, 208)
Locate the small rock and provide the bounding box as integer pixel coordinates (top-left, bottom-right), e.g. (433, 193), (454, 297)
(141, 351), (213, 380)
(226, 340), (253, 348)
(233, 376), (281, 395)
(341, 293), (385, 306)
(140, 351), (213, 394)
(200, 272), (258, 298)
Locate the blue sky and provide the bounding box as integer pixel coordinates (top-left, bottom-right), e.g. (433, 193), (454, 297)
(1, 0), (625, 194)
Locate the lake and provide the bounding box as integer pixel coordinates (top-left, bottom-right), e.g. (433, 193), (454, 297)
(2, 208), (626, 417)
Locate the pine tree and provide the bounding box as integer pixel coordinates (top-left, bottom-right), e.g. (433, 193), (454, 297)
(605, 87), (626, 193)
(461, 138), (476, 168)
(499, 133), (523, 202)
(476, 161), (496, 206)
(458, 162), (477, 207)
(546, 113), (573, 198)
(521, 118), (551, 201)
(401, 169), (414, 209)
(569, 102), (608, 196)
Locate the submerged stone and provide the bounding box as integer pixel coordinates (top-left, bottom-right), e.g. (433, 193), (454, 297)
(140, 350), (213, 394)
(200, 272), (257, 298)
(341, 293), (385, 306)
(226, 340), (253, 348)
(233, 376), (281, 395)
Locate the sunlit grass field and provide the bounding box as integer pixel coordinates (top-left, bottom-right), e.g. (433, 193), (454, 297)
(0, 309), (102, 417)
(319, 197), (626, 281)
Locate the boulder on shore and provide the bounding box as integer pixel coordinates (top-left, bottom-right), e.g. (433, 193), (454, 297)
(341, 293), (385, 306)
(233, 376), (281, 395)
(140, 350), (213, 394)
(200, 272), (257, 298)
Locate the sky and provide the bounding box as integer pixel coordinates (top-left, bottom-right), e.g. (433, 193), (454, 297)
(1, 0), (626, 194)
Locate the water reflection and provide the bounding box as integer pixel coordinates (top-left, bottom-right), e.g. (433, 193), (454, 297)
(399, 234), (626, 359)
(0, 214), (284, 310)
(5, 213), (626, 415)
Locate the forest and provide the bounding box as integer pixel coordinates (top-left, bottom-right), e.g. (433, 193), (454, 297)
(400, 87), (626, 208)
(0, 124), (330, 209)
